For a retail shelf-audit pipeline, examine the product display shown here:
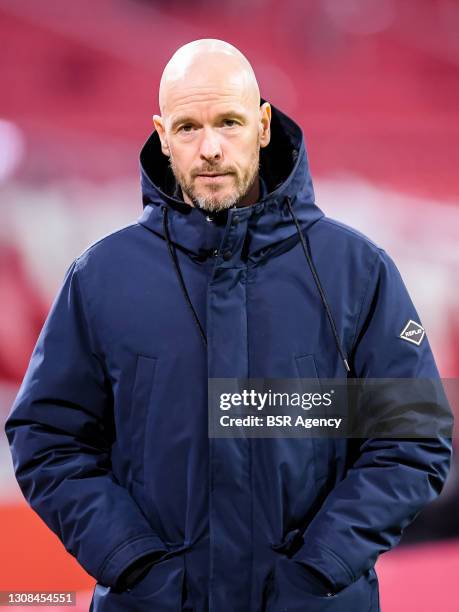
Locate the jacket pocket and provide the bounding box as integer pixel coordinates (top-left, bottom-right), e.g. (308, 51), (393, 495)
(130, 355), (158, 483)
(294, 353), (319, 379)
(294, 353), (333, 484)
(91, 555), (185, 612)
(266, 556), (375, 612)
(126, 555), (185, 610)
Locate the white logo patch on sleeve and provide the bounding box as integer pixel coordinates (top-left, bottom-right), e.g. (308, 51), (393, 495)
(399, 319), (425, 346)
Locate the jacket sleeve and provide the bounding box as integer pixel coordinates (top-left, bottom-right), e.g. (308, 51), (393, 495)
(4, 259), (168, 588)
(292, 247), (453, 590)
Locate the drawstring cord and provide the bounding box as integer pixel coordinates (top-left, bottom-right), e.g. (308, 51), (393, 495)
(162, 206), (207, 346)
(284, 196), (351, 373)
(162, 198), (350, 373)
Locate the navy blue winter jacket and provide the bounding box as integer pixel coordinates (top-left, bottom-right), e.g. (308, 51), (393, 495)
(5, 101), (453, 611)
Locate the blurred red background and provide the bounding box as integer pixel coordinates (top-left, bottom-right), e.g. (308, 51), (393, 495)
(0, 1), (458, 610)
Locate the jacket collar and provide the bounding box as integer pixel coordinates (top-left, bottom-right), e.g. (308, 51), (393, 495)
(137, 100), (324, 260)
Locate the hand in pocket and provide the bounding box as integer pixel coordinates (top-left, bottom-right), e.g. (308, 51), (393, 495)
(278, 558), (335, 597)
(126, 555), (185, 604)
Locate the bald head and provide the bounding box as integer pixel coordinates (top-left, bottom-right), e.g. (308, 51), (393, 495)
(152, 39), (271, 212)
(158, 39), (260, 118)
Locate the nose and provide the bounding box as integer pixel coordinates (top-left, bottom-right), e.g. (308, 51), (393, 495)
(199, 127), (222, 162)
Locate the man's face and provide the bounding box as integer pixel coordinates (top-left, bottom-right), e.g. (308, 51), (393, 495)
(168, 112), (261, 213)
(154, 63), (270, 212)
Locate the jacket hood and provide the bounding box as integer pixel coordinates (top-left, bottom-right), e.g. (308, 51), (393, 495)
(136, 101), (350, 371)
(137, 99), (324, 260)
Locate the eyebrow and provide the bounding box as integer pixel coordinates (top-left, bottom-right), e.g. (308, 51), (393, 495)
(170, 111), (247, 131)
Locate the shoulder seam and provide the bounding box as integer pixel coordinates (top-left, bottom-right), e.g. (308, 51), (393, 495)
(72, 261), (109, 369)
(72, 263), (98, 354)
(349, 248), (383, 352)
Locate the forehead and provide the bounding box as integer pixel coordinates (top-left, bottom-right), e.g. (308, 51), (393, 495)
(162, 63), (257, 121)
(167, 93), (250, 127)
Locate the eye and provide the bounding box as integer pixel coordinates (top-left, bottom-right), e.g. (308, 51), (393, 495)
(223, 119), (239, 127)
(179, 124), (195, 133)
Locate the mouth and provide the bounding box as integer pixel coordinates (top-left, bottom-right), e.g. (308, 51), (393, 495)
(197, 173), (229, 177)
(196, 173), (231, 183)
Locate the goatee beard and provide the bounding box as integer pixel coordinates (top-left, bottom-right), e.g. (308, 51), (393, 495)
(168, 150), (260, 213)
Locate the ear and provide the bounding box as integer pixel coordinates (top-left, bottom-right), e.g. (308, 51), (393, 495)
(152, 115), (170, 157)
(259, 102), (271, 149)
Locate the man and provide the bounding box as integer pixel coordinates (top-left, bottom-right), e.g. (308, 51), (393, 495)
(5, 39), (452, 611)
